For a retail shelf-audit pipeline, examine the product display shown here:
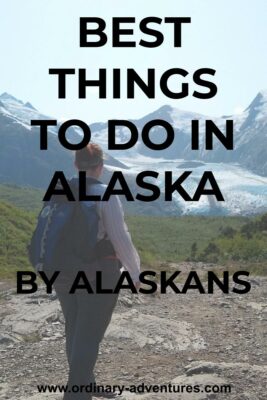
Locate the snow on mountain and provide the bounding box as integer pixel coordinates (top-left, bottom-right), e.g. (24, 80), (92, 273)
(124, 157), (267, 216)
(248, 89), (267, 122)
(233, 90), (267, 147)
(0, 93), (128, 189)
(1, 90), (265, 171)
(0, 91), (266, 216)
(89, 92), (266, 176)
(0, 93), (50, 126)
(89, 91), (267, 215)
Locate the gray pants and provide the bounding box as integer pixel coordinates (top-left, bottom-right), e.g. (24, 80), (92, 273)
(55, 259), (121, 400)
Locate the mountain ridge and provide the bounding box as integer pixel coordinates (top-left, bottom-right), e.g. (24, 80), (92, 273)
(0, 91), (266, 216)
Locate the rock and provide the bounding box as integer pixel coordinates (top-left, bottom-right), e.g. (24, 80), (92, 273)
(185, 361), (220, 376)
(0, 334), (19, 345)
(171, 373), (228, 400)
(185, 361), (267, 376)
(106, 310), (206, 351)
(0, 275), (266, 400)
(116, 373), (228, 400)
(237, 392), (260, 400)
(117, 292), (146, 308)
(246, 302), (267, 312)
(1, 291), (61, 339)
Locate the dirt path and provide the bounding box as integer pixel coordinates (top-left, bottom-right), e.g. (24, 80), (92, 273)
(0, 267), (266, 400)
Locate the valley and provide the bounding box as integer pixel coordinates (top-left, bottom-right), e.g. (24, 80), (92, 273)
(0, 90), (267, 217)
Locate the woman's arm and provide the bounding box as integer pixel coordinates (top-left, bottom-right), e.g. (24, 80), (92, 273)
(101, 195), (141, 283)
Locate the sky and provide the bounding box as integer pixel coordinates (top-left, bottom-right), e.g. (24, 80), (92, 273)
(1, 0), (267, 123)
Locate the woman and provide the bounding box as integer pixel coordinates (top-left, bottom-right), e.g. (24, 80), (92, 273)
(55, 143), (140, 399)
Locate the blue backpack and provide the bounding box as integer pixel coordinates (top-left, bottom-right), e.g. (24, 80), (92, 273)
(28, 177), (101, 273)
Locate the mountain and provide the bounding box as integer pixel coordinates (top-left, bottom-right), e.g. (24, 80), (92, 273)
(89, 90), (267, 177)
(231, 91), (267, 176)
(0, 94), (74, 188)
(0, 93), (128, 189)
(0, 91), (266, 216)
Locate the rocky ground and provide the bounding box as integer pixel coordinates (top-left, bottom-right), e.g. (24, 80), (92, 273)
(0, 263), (266, 400)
